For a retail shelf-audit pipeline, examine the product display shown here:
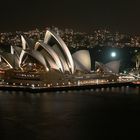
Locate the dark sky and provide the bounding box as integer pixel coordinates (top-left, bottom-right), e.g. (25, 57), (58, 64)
(0, 0), (140, 34)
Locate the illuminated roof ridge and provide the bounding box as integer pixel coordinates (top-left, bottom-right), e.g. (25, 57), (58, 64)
(19, 50), (49, 71)
(21, 35), (35, 50)
(35, 41), (64, 72)
(0, 52), (19, 69)
(44, 30), (75, 74)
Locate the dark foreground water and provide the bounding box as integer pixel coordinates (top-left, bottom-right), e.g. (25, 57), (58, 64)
(0, 87), (140, 140)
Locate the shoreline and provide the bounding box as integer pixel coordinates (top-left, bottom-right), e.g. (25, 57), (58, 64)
(0, 81), (139, 92)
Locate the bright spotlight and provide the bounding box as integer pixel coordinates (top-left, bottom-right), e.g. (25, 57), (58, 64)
(111, 52), (116, 58)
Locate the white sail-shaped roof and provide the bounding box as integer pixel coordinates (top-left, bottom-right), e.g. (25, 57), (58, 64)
(19, 50), (49, 71)
(44, 30), (75, 74)
(72, 50), (91, 72)
(0, 52), (19, 69)
(21, 35), (35, 50)
(35, 41), (64, 72)
(52, 44), (69, 72)
(12, 46), (22, 59)
(95, 61), (120, 74)
(105, 60), (120, 74)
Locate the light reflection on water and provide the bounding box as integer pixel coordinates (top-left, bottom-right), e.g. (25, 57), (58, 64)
(0, 86), (139, 98)
(0, 87), (140, 140)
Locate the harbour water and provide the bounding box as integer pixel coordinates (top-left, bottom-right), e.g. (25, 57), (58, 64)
(0, 87), (140, 140)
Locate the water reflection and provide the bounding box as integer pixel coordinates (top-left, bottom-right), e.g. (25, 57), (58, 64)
(0, 87), (140, 140)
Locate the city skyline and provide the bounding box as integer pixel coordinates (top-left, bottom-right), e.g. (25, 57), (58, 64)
(0, 0), (140, 34)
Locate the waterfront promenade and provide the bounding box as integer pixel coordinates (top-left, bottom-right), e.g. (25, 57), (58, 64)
(0, 79), (139, 92)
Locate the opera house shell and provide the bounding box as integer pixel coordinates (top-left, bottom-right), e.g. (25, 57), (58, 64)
(72, 50), (91, 72)
(95, 60), (120, 74)
(0, 30), (92, 75)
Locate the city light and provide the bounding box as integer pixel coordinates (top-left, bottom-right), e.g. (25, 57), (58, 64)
(0, 27), (139, 91)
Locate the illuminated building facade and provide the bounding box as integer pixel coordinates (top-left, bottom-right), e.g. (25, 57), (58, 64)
(0, 30), (93, 81)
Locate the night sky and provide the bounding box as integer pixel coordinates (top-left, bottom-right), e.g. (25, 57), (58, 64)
(0, 0), (140, 34)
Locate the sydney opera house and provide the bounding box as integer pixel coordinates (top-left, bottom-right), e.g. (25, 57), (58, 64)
(0, 30), (92, 73)
(0, 30), (120, 87)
